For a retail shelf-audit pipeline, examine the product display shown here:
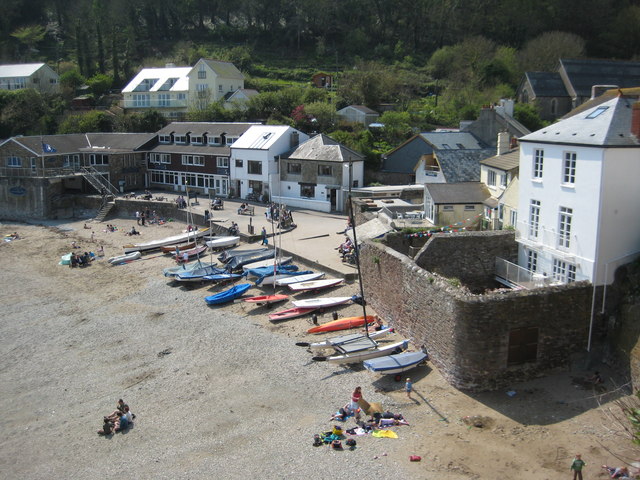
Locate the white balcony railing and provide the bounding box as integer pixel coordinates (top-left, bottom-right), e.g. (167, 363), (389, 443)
(122, 98), (188, 109)
(495, 257), (589, 289)
(515, 221), (580, 259)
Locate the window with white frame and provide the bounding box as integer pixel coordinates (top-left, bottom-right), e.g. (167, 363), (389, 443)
(150, 153), (170, 164)
(563, 152), (576, 185)
(190, 135), (204, 145)
(553, 258), (577, 283)
(132, 94), (150, 107)
(558, 206), (573, 249)
(226, 137), (237, 145)
(181, 155), (204, 166)
(63, 154), (80, 167)
(529, 199), (540, 238)
(510, 209), (517, 226)
(208, 136), (222, 146)
(500, 173), (507, 187)
(159, 134), (171, 143)
(487, 169), (496, 186)
(442, 205), (454, 211)
(533, 149), (544, 179)
(6, 156), (21, 167)
(177, 93), (186, 101)
(318, 165), (332, 176)
(526, 249), (538, 272)
(158, 93), (170, 106)
(198, 65), (206, 79)
(90, 154), (109, 165)
(217, 157), (229, 168)
(174, 135), (187, 144)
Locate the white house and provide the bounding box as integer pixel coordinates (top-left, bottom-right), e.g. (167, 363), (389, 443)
(275, 134), (365, 213)
(516, 94), (640, 286)
(0, 63), (59, 93)
(122, 59), (245, 119)
(337, 105), (379, 127)
(229, 125), (309, 201)
(224, 88), (259, 110)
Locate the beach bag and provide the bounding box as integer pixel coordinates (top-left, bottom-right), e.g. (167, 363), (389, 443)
(331, 440), (343, 450)
(410, 455), (422, 462)
(312, 434), (323, 447)
(345, 439), (356, 447)
(332, 425), (343, 435)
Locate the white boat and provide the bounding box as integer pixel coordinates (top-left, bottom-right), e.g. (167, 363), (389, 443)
(258, 270), (313, 286)
(308, 327), (394, 351)
(325, 340), (409, 365)
(163, 260), (217, 278)
(243, 256), (292, 272)
(363, 351), (429, 375)
(288, 278), (344, 292)
(292, 296), (352, 309)
(123, 228), (210, 253)
(275, 272), (325, 286)
(108, 251), (141, 264)
(205, 236), (240, 249)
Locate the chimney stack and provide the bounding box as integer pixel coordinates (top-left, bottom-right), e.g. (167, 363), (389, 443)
(497, 132), (510, 155)
(632, 102), (640, 139)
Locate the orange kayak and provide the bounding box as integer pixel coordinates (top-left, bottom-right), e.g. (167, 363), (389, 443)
(307, 315), (375, 334)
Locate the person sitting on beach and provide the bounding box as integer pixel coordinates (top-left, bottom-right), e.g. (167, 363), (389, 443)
(366, 315), (385, 333)
(113, 412), (129, 433)
(238, 203), (247, 214)
(602, 465), (631, 479)
(97, 245), (105, 257)
(97, 417), (114, 436)
(127, 226), (139, 236)
(71, 240), (80, 249)
(84, 223), (91, 229)
(69, 253), (79, 268)
(330, 404), (354, 421)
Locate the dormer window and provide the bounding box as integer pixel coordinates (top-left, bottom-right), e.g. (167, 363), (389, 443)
(174, 135), (187, 144)
(159, 134), (171, 144)
(226, 136), (237, 145)
(208, 136), (222, 146)
(190, 135), (203, 145)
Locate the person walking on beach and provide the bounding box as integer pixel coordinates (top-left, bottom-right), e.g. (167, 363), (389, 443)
(571, 454), (586, 480)
(261, 226), (268, 245)
(405, 378), (413, 399)
(350, 386), (362, 411)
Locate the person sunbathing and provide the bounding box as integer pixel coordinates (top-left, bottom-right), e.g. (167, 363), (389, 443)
(602, 465), (631, 478)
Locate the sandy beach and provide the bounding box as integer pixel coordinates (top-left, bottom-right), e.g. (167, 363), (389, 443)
(0, 218), (636, 480)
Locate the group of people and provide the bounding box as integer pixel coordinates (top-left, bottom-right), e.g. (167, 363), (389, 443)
(126, 226), (140, 236)
(97, 399), (135, 436)
(211, 197), (223, 210)
(265, 203), (295, 229)
(337, 236), (355, 262)
(237, 203), (250, 214)
(135, 209), (159, 226)
(175, 196), (188, 209)
(105, 224), (118, 232)
(329, 386), (409, 430)
(569, 454), (639, 480)
(69, 251), (94, 268)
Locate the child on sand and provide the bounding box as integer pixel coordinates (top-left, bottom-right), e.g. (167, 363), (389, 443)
(571, 454), (586, 480)
(405, 378), (413, 399)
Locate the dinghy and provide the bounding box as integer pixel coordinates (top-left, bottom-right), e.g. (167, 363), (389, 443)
(324, 340), (409, 365)
(275, 272), (325, 286)
(242, 256), (292, 271)
(225, 249), (275, 271)
(288, 278), (344, 292)
(172, 245), (208, 261)
(243, 294), (289, 306)
(108, 251), (141, 264)
(363, 351), (428, 375)
(218, 247), (266, 263)
(123, 228), (209, 253)
(175, 265), (228, 282)
(258, 270), (313, 286)
(269, 306), (318, 322)
(305, 327), (394, 351)
(201, 272), (244, 282)
(204, 283), (251, 305)
(161, 241), (196, 253)
(206, 236), (240, 249)
(307, 314), (375, 334)
(163, 260), (217, 278)
(245, 264), (298, 279)
(292, 297), (352, 310)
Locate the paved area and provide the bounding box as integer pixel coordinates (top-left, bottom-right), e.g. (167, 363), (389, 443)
(140, 191), (357, 278)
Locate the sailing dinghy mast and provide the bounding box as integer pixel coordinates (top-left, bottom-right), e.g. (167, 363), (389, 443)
(347, 193), (370, 339)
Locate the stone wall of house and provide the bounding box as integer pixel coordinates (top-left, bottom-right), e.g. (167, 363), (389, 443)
(360, 239), (591, 391)
(415, 230), (518, 292)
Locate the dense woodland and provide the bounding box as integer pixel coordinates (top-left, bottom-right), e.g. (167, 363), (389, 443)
(2, 0), (640, 161)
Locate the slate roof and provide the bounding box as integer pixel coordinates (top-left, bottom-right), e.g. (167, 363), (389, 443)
(561, 87), (640, 119)
(520, 95), (640, 147)
(3, 133), (155, 156)
(425, 182), (491, 204)
(283, 134), (364, 163)
(420, 131), (486, 150)
(147, 144), (231, 155)
(434, 148), (496, 183)
(524, 72), (568, 97)
(480, 149), (520, 171)
(560, 58), (640, 99)
(157, 122), (258, 137)
(0, 63), (50, 78)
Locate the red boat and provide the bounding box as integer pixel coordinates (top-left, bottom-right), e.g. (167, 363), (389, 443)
(173, 245), (208, 261)
(307, 315), (376, 334)
(244, 294), (288, 306)
(269, 306), (318, 322)
(161, 241), (196, 253)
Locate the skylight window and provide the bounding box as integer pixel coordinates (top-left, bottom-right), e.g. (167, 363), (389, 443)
(586, 106), (608, 119)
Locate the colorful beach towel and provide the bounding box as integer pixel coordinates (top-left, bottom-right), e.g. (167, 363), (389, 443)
(372, 429), (398, 439)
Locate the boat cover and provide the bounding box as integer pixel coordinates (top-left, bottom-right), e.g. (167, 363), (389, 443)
(363, 351), (428, 373)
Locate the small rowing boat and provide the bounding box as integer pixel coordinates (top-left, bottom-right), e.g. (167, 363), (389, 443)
(160, 241), (196, 253)
(108, 251), (141, 264)
(292, 296), (352, 310)
(307, 314), (375, 334)
(172, 244), (208, 261)
(205, 236), (240, 249)
(287, 278), (343, 292)
(123, 228), (209, 253)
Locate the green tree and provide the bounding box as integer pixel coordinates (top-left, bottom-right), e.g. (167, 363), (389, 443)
(514, 103), (545, 132)
(86, 73), (113, 97)
(59, 70), (86, 98)
(304, 102), (337, 133)
(11, 25), (46, 59)
(58, 110), (115, 133)
(379, 111), (413, 145)
(518, 31), (586, 72)
(0, 89), (47, 136)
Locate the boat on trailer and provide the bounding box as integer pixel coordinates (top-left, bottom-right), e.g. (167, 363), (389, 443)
(307, 327), (394, 351)
(324, 340), (409, 364)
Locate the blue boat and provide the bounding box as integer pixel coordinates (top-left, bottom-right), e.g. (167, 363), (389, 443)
(363, 351), (428, 375)
(204, 283), (252, 305)
(202, 273), (244, 282)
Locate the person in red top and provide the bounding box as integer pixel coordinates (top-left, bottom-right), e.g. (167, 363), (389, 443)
(350, 386), (362, 410)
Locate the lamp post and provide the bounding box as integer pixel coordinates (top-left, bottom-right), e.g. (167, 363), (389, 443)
(344, 156), (353, 211)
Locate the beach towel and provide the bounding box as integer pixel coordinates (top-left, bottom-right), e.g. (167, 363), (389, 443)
(372, 429), (398, 439)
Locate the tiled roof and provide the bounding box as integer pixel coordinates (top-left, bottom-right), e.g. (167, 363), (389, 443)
(425, 182), (491, 204)
(560, 58), (640, 98)
(435, 148), (496, 183)
(525, 72), (568, 97)
(6, 133), (154, 155)
(480, 149), (520, 171)
(283, 134), (364, 162)
(420, 131), (486, 150)
(157, 122), (259, 136)
(200, 59), (244, 79)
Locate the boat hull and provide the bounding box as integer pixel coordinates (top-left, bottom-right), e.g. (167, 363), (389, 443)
(307, 314), (375, 334)
(326, 340), (409, 364)
(269, 307), (318, 321)
(204, 283), (252, 305)
(275, 272), (325, 286)
(123, 228), (209, 253)
(108, 251), (141, 264)
(292, 296), (352, 310)
(363, 351), (428, 375)
(308, 327), (394, 351)
(205, 236), (240, 249)
(288, 278), (343, 292)
(161, 241), (195, 253)
(244, 294), (288, 305)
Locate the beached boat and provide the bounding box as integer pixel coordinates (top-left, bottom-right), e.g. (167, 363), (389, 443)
(175, 265), (227, 282)
(258, 270), (314, 286)
(287, 278), (344, 292)
(123, 228), (209, 253)
(59, 253), (72, 265)
(163, 260), (217, 278)
(269, 306), (318, 322)
(306, 327), (394, 351)
(108, 251), (141, 264)
(307, 314), (375, 334)
(363, 351), (428, 375)
(325, 340), (409, 365)
(243, 294), (289, 306)
(245, 264), (298, 279)
(225, 249), (275, 271)
(172, 244), (208, 261)
(275, 272), (325, 286)
(201, 272), (244, 282)
(204, 283), (251, 305)
(205, 236), (240, 249)
(160, 241), (196, 253)
(292, 297), (352, 310)
(242, 256), (292, 271)
(218, 247), (266, 263)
